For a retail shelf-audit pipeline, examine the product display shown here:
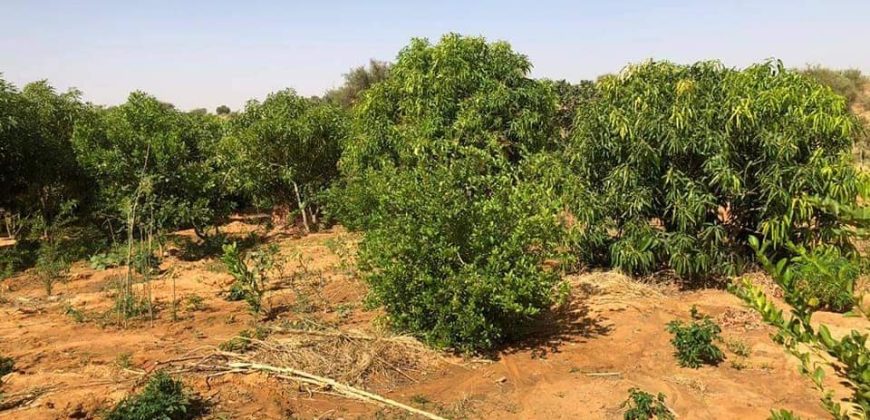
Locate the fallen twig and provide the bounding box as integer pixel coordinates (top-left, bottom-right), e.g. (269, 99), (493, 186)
(227, 361), (446, 420)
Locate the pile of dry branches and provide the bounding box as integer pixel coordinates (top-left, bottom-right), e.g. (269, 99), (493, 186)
(159, 326), (448, 419)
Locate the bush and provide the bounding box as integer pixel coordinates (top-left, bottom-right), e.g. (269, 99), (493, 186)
(0, 355), (13, 376)
(0, 78), (90, 235)
(322, 60), (391, 109)
(622, 388), (675, 420)
(220, 242), (278, 316)
(106, 371), (205, 420)
(72, 92), (232, 239)
(571, 60), (863, 278)
(799, 65), (867, 107)
(785, 244), (859, 313)
(338, 34), (568, 351)
(751, 236), (859, 313)
(666, 306), (725, 368)
(219, 90), (347, 228)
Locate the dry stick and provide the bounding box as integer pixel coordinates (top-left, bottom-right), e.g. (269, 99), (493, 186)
(123, 146), (150, 327)
(227, 362), (446, 420)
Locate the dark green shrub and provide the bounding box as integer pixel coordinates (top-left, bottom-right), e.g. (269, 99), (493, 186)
(0, 355), (13, 376)
(107, 371), (205, 420)
(0, 240), (39, 279)
(622, 388), (675, 420)
(72, 92), (232, 239)
(338, 34), (569, 351)
(0, 78), (91, 238)
(666, 306), (725, 368)
(219, 90), (347, 228)
(571, 60), (862, 278)
(751, 236), (859, 313)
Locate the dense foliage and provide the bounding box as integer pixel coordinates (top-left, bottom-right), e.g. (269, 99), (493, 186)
(72, 92), (230, 238)
(107, 371), (204, 420)
(338, 34), (567, 351)
(799, 65), (868, 108)
(570, 60), (862, 278)
(220, 90), (347, 228)
(666, 306), (725, 368)
(0, 77), (94, 277)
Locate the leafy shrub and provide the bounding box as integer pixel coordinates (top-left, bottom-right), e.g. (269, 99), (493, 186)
(220, 242), (278, 315)
(0, 240), (39, 279)
(799, 65), (867, 107)
(89, 252), (121, 270)
(219, 90), (347, 227)
(750, 236), (859, 313)
(817, 328), (869, 414)
(784, 245), (858, 313)
(622, 388), (675, 420)
(666, 306), (725, 368)
(337, 34), (568, 351)
(106, 371), (205, 420)
(0, 78), (91, 248)
(570, 60), (862, 278)
(72, 92), (232, 239)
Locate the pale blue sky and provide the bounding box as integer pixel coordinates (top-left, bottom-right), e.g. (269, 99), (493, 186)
(2, 0), (867, 110)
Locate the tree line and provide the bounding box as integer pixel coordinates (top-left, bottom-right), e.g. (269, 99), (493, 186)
(1, 33), (866, 351)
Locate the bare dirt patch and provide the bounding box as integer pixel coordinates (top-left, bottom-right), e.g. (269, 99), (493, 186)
(0, 220), (861, 419)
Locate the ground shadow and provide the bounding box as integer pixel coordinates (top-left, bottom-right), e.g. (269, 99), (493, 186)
(490, 297), (613, 359)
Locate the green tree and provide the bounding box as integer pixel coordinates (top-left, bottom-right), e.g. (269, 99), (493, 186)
(323, 59), (390, 109)
(220, 90), (347, 231)
(0, 78), (89, 233)
(799, 65), (867, 107)
(338, 34), (567, 351)
(215, 105), (231, 115)
(570, 60), (862, 278)
(72, 91), (231, 239)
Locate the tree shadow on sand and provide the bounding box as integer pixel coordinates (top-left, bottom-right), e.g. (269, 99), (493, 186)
(489, 297), (613, 360)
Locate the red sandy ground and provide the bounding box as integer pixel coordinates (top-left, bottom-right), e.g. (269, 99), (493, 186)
(0, 220), (863, 419)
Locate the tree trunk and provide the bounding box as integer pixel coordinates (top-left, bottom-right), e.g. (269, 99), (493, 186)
(293, 182), (310, 234)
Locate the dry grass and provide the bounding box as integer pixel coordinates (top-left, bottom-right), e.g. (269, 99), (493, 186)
(569, 271), (668, 305)
(248, 327), (440, 387)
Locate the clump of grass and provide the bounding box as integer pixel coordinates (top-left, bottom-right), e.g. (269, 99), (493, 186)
(65, 303), (86, 323)
(116, 352), (134, 369)
(726, 338), (751, 357)
(666, 306), (725, 368)
(622, 388), (675, 419)
(185, 294), (206, 312)
(106, 371), (205, 420)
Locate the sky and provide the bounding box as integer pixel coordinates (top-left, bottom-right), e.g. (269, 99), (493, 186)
(2, 0), (868, 111)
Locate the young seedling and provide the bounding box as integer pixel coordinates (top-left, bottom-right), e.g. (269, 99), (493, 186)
(622, 388), (675, 420)
(666, 306), (725, 368)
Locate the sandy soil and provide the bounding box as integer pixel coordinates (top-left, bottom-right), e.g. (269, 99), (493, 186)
(0, 220), (863, 419)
